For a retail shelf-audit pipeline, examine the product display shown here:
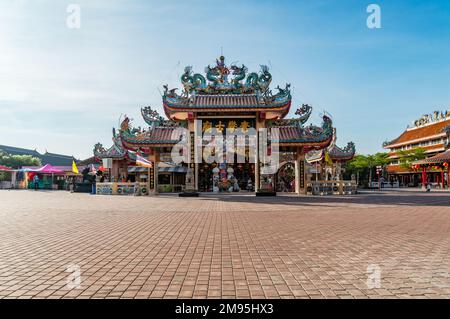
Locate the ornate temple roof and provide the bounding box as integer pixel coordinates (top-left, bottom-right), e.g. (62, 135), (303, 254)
(115, 105), (334, 152)
(412, 124), (450, 165)
(384, 112), (450, 149)
(116, 111), (184, 152)
(413, 150), (450, 165)
(272, 113), (334, 149)
(162, 56), (291, 118)
(120, 127), (179, 148)
(93, 130), (136, 160)
(95, 57), (338, 154)
(305, 128), (355, 163)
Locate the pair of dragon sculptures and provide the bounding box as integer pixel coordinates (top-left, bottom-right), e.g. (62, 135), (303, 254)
(174, 56), (273, 96)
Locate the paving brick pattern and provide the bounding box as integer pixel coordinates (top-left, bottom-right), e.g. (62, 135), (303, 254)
(0, 190), (449, 299)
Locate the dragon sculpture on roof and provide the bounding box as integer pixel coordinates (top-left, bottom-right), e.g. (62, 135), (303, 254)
(269, 104), (313, 127)
(176, 56), (274, 96)
(141, 106), (186, 128)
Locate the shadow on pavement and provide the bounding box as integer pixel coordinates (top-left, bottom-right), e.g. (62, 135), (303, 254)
(160, 190), (450, 207)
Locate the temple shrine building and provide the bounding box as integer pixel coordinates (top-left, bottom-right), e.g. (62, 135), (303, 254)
(384, 111), (450, 187)
(93, 56), (356, 195)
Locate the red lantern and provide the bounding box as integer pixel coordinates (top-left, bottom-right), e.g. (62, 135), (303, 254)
(444, 162), (449, 168)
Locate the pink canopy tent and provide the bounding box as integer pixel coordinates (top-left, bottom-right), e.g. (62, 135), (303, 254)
(28, 164), (64, 174)
(25, 164), (66, 190)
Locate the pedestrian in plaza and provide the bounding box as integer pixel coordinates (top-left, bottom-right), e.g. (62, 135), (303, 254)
(134, 181), (141, 196)
(33, 175), (39, 191)
(426, 183), (431, 192)
(246, 178), (253, 192)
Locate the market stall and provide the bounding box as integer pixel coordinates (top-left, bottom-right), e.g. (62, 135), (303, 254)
(24, 164), (66, 190)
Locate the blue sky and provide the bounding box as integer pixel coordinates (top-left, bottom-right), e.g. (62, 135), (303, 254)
(1, 0), (450, 158)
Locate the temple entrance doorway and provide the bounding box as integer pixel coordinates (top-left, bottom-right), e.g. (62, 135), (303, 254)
(275, 162), (295, 192)
(198, 162), (255, 192)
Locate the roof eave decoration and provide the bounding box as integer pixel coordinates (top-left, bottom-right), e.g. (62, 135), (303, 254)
(411, 110), (450, 128)
(93, 142), (127, 160)
(118, 113), (180, 151)
(93, 129), (134, 160)
(269, 104), (312, 128)
(305, 149), (324, 163)
(141, 106), (187, 129)
(306, 128), (355, 162)
(328, 142), (356, 160)
(276, 113), (334, 148)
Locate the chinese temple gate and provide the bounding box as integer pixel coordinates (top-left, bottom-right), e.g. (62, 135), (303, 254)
(94, 56), (355, 195)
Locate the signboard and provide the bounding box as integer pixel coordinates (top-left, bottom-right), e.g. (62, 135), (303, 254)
(149, 167), (154, 190)
(201, 119), (255, 133)
(299, 160), (305, 189)
(102, 158), (113, 169)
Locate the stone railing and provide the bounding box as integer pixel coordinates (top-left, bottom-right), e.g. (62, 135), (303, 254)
(96, 182), (150, 196)
(306, 180), (357, 196)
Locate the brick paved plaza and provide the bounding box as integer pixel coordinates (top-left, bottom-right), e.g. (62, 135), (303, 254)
(0, 190), (449, 299)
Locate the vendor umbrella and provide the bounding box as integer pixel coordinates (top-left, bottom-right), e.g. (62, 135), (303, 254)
(0, 165), (12, 171)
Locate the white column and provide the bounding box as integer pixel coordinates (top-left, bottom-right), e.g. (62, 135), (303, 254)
(154, 160), (158, 194)
(255, 132), (260, 192)
(193, 120), (200, 191)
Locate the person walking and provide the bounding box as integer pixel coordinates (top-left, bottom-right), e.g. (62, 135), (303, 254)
(246, 178), (253, 192)
(33, 175), (40, 191)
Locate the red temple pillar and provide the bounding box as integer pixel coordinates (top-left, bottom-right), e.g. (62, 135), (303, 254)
(421, 166), (427, 189)
(447, 164), (450, 188)
(441, 170), (445, 189)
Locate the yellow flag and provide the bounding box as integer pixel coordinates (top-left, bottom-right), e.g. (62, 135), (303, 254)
(324, 151), (333, 166)
(72, 160), (79, 174)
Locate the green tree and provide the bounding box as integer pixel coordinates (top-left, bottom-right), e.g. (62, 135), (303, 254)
(370, 152), (391, 183)
(346, 155), (369, 185)
(346, 152), (391, 185)
(396, 147), (426, 170)
(0, 150), (41, 169)
(0, 171), (11, 181)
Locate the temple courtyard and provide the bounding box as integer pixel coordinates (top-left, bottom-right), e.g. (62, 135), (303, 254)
(0, 189), (449, 299)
